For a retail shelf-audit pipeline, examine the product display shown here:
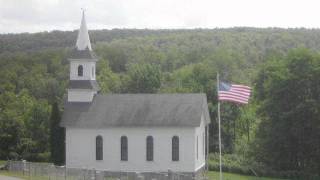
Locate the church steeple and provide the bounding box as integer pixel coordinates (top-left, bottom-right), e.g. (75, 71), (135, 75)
(76, 10), (92, 51)
(67, 11), (100, 102)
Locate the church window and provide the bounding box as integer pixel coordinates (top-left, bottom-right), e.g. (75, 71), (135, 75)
(92, 66), (94, 78)
(78, 65), (83, 77)
(146, 136), (153, 161)
(172, 136), (179, 161)
(96, 135), (103, 160)
(121, 136), (128, 161)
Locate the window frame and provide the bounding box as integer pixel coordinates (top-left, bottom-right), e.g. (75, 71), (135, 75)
(146, 136), (154, 161)
(96, 135), (103, 161)
(121, 136), (128, 161)
(78, 65), (83, 77)
(172, 136), (179, 161)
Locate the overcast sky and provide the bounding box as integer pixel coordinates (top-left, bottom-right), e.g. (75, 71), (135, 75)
(1, 0), (320, 34)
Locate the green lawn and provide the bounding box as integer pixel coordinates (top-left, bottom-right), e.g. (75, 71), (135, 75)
(208, 171), (287, 180)
(0, 160), (7, 166)
(0, 170), (36, 180)
(0, 170), (67, 180)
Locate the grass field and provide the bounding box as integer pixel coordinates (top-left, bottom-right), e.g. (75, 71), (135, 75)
(0, 170), (45, 180)
(0, 160), (6, 166)
(208, 171), (287, 180)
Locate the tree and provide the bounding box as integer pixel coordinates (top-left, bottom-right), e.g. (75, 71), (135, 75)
(49, 102), (65, 165)
(125, 63), (161, 93)
(21, 100), (51, 161)
(253, 48), (320, 176)
(0, 90), (34, 160)
(96, 60), (121, 93)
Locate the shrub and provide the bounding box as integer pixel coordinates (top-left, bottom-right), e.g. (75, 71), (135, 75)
(208, 153), (320, 179)
(208, 153), (253, 175)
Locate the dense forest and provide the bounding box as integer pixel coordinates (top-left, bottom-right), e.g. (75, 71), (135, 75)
(0, 28), (320, 178)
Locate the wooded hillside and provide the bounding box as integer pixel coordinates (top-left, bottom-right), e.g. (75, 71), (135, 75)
(0, 28), (319, 178)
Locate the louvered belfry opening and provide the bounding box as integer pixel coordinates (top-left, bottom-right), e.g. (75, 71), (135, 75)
(78, 65), (83, 76)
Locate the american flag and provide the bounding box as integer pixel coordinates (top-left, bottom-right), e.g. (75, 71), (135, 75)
(218, 81), (252, 104)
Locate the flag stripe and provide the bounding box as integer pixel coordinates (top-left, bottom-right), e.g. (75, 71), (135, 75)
(219, 94), (249, 102)
(219, 91), (250, 99)
(231, 84), (251, 90)
(219, 94), (248, 101)
(218, 82), (251, 104)
(219, 95), (248, 103)
(230, 87), (251, 94)
(219, 93), (249, 101)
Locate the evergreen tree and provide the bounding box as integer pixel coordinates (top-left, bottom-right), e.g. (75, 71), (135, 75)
(49, 102), (65, 165)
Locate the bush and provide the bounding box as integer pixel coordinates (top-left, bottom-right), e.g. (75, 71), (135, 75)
(208, 153), (320, 179)
(37, 152), (51, 162)
(20, 152), (50, 162)
(208, 153), (253, 175)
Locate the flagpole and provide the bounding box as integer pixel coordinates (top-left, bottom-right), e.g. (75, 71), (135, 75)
(217, 73), (223, 180)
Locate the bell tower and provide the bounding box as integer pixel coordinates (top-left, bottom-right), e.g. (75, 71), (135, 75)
(67, 11), (100, 102)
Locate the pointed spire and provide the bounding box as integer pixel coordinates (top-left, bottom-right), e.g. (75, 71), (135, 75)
(76, 10), (92, 51)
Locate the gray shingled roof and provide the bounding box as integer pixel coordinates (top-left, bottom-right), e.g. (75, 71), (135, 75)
(60, 102), (92, 126)
(69, 48), (98, 60)
(60, 94), (210, 128)
(68, 80), (100, 91)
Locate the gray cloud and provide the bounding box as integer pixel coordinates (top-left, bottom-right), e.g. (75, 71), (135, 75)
(0, 0), (129, 33)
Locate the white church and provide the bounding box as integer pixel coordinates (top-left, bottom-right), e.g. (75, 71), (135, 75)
(60, 12), (211, 176)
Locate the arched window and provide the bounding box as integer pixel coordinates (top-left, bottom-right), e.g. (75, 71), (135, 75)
(172, 136), (179, 161)
(146, 136), (153, 161)
(121, 136), (128, 161)
(78, 65), (83, 77)
(96, 136), (103, 160)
